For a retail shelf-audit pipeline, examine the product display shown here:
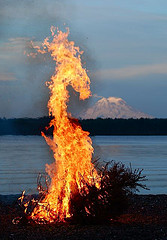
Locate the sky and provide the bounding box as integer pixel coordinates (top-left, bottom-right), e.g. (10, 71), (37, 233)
(0, 0), (167, 118)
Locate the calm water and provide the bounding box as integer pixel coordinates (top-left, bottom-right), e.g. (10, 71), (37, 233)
(0, 135), (167, 195)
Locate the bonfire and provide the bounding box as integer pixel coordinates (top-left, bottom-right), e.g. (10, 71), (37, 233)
(19, 27), (99, 223)
(18, 27), (147, 224)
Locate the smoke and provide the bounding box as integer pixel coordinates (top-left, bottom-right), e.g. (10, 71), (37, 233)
(0, 0), (99, 118)
(0, 0), (98, 118)
(0, 0), (79, 118)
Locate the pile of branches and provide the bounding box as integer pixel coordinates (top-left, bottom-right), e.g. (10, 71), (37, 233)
(69, 161), (148, 223)
(17, 161), (148, 224)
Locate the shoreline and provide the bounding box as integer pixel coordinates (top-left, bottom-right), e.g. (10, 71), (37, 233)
(1, 193), (167, 204)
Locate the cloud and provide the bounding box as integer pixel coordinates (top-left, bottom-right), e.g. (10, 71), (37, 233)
(95, 63), (167, 80)
(0, 37), (30, 51)
(92, 94), (103, 99)
(0, 72), (16, 81)
(0, 37), (31, 61)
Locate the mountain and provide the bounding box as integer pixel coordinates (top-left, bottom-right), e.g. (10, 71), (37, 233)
(79, 97), (153, 119)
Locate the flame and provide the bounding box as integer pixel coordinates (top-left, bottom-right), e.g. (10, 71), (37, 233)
(30, 27), (99, 223)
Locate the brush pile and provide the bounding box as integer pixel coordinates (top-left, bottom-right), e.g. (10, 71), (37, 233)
(17, 161), (147, 224)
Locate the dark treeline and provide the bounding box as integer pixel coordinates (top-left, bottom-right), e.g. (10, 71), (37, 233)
(81, 118), (167, 135)
(0, 117), (51, 136)
(0, 117), (167, 135)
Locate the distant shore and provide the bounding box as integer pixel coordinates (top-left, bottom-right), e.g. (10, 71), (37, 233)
(1, 194), (167, 239)
(1, 117), (167, 135)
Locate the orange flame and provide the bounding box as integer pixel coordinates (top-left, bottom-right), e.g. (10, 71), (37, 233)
(30, 27), (98, 223)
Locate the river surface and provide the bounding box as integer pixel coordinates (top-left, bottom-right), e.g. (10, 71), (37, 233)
(0, 135), (167, 195)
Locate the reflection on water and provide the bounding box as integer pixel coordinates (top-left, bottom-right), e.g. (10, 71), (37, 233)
(0, 135), (167, 194)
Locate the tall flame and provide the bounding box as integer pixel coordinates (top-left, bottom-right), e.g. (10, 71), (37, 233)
(31, 27), (98, 222)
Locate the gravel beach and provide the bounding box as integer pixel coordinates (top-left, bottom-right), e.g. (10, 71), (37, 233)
(1, 194), (167, 240)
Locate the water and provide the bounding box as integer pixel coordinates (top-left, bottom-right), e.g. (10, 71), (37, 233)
(0, 135), (167, 195)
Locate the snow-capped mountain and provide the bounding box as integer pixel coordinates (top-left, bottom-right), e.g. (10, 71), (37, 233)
(79, 97), (153, 119)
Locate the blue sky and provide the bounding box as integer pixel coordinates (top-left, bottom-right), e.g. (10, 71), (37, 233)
(0, 0), (167, 118)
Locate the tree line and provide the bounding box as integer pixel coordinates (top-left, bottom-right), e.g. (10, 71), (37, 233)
(0, 117), (167, 135)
